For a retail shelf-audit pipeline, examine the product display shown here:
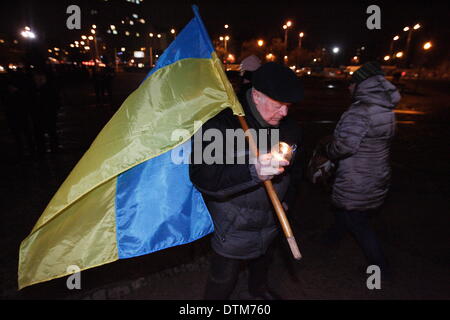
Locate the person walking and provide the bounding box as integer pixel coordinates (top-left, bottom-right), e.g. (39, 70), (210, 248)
(320, 61), (401, 280)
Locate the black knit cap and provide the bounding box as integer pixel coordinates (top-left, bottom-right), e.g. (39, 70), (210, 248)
(252, 62), (303, 103)
(351, 61), (385, 84)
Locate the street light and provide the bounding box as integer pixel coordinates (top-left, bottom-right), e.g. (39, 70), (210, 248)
(423, 41), (432, 50)
(283, 20), (293, 48)
(404, 23), (421, 64)
(331, 47), (340, 67)
(390, 35), (400, 56)
(224, 24), (229, 29)
(298, 32), (304, 49)
(257, 39), (264, 47)
(384, 55), (390, 61)
(20, 26), (36, 39)
(224, 35), (230, 54)
(395, 51), (404, 58)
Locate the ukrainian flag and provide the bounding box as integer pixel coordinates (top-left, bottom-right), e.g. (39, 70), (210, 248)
(18, 6), (244, 290)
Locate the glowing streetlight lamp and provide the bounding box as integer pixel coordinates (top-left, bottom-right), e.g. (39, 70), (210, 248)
(224, 24), (229, 29)
(395, 51), (404, 58)
(332, 47), (340, 54)
(423, 41), (432, 50)
(413, 23), (421, 30)
(257, 39), (264, 47)
(20, 26), (36, 39)
(384, 55), (390, 61)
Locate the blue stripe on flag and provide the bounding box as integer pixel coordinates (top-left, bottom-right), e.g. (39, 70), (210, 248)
(115, 141), (213, 259)
(146, 16), (214, 78)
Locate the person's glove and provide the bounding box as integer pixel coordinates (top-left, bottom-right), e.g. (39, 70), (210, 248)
(254, 153), (289, 181)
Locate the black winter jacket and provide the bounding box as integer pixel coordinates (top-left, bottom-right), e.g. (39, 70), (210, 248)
(189, 90), (303, 259)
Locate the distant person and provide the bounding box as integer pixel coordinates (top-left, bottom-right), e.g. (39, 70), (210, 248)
(31, 69), (61, 153)
(239, 55), (261, 97)
(318, 61), (401, 280)
(93, 66), (106, 106)
(103, 64), (115, 104)
(0, 71), (35, 159)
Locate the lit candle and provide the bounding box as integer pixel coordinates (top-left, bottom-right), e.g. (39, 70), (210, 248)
(271, 142), (295, 162)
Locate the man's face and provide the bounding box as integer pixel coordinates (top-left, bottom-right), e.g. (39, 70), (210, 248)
(252, 89), (291, 126)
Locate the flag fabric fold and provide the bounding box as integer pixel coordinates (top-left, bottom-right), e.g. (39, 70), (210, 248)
(18, 6), (244, 289)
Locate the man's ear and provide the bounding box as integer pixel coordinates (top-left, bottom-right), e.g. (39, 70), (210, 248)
(252, 88), (261, 104)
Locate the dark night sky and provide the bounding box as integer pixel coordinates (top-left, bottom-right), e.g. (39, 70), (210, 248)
(1, 0), (449, 62)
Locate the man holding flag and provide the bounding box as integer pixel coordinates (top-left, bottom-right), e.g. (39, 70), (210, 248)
(190, 62), (304, 300)
(18, 6), (303, 300)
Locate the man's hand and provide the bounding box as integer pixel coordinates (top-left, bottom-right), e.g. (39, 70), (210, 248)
(254, 153), (289, 181)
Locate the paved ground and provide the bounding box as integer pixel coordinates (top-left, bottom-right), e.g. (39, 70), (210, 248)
(1, 72), (449, 300)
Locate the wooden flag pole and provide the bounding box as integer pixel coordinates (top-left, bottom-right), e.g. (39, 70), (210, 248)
(237, 115), (302, 260)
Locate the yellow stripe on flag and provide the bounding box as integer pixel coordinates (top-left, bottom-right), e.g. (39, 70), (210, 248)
(18, 178), (118, 289)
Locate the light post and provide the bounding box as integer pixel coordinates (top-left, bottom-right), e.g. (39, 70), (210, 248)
(224, 35), (230, 56)
(389, 35), (399, 57)
(90, 26), (99, 64)
(149, 33), (154, 67)
(420, 41), (433, 79)
(404, 23), (421, 66)
(332, 47), (340, 67)
(283, 20), (293, 48)
(298, 32), (304, 49)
